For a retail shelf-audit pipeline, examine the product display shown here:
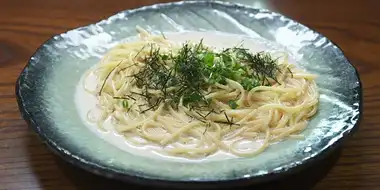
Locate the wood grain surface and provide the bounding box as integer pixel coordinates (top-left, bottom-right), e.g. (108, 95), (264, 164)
(0, 0), (378, 189)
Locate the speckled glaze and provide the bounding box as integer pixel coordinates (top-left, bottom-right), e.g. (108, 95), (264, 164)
(15, 1), (362, 189)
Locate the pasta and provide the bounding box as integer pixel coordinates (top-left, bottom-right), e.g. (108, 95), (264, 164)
(83, 27), (319, 159)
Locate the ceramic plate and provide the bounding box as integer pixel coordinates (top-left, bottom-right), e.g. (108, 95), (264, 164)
(16, 1), (362, 188)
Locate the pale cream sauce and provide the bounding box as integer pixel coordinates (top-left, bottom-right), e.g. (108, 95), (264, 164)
(75, 31), (289, 162)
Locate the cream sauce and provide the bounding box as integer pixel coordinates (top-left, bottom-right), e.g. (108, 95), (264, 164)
(75, 31), (290, 162)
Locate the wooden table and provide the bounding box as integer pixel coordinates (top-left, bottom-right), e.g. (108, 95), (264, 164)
(0, 0), (378, 189)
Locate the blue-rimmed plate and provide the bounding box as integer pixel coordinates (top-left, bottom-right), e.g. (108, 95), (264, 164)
(16, 1), (362, 189)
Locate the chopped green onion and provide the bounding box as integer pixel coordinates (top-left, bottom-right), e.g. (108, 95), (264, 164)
(203, 53), (215, 67)
(129, 40), (280, 111)
(161, 54), (169, 60)
(228, 100), (238, 109)
(122, 100), (129, 108)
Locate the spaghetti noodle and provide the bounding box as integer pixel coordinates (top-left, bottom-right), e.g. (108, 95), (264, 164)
(83, 27), (319, 158)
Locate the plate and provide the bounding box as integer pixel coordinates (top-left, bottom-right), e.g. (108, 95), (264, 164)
(16, 1), (362, 188)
